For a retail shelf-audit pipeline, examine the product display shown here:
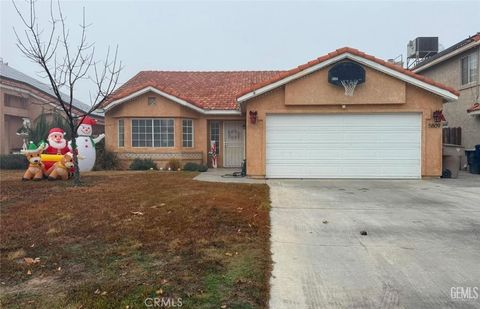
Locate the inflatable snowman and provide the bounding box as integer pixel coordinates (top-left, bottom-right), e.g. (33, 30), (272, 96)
(74, 116), (104, 172)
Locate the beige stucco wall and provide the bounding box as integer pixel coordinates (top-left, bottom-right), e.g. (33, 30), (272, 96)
(418, 46), (480, 149)
(105, 92), (244, 169)
(285, 66), (406, 105)
(0, 87), (55, 154)
(245, 65), (445, 178)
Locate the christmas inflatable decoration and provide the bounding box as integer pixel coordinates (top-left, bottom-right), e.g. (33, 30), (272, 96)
(46, 152), (75, 180)
(21, 142), (46, 181)
(42, 127), (71, 170)
(209, 141), (218, 168)
(75, 116), (104, 172)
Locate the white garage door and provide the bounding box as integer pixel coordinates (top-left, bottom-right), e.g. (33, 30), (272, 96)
(266, 113), (421, 179)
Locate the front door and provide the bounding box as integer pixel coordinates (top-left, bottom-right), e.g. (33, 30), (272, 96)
(223, 121), (245, 167)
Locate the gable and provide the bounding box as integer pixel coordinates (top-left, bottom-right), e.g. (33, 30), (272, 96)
(237, 49), (459, 104)
(106, 91), (202, 118)
(285, 64), (406, 105)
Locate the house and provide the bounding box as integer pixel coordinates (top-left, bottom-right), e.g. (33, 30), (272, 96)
(412, 33), (480, 149)
(0, 60), (104, 154)
(102, 47), (458, 179)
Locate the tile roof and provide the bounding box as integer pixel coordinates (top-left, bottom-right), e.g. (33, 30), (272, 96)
(467, 103), (480, 113)
(103, 47), (459, 111)
(102, 71), (284, 110)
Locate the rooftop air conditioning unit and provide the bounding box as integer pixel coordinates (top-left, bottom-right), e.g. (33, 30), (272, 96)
(407, 37), (439, 59)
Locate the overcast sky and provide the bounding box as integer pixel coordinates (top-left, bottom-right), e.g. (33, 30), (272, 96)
(1, 0), (479, 104)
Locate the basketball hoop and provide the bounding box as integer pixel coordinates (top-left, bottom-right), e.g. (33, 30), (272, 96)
(328, 61), (365, 97)
(340, 80), (359, 96)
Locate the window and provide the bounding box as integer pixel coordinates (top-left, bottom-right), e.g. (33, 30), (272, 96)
(118, 119), (124, 147)
(210, 121), (220, 154)
(154, 119), (175, 147)
(182, 119), (194, 147)
(132, 119), (174, 147)
(5, 94), (27, 109)
(461, 53), (478, 85)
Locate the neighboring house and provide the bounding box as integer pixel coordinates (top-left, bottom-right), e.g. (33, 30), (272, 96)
(102, 47), (458, 179)
(412, 33), (480, 149)
(0, 60), (104, 154)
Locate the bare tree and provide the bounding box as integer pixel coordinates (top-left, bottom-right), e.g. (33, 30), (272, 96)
(13, 0), (122, 184)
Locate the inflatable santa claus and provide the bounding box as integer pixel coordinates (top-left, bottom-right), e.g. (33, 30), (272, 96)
(75, 116), (105, 172)
(45, 128), (70, 155)
(43, 127), (71, 170)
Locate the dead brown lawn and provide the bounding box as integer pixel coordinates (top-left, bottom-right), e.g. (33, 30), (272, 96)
(0, 170), (271, 308)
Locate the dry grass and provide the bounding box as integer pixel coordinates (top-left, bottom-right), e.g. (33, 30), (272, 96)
(0, 170), (271, 308)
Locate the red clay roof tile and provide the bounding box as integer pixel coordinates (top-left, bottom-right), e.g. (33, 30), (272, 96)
(103, 47), (459, 111)
(102, 71), (284, 110)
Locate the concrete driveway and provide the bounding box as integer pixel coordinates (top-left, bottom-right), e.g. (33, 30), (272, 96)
(268, 174), (480, 308)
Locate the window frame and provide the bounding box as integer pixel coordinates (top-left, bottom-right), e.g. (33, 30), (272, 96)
(182, 119), (194, 148)
(131, 118), (175, 148)
(118, 119), (124, 147)
(461, 53), (479, 86)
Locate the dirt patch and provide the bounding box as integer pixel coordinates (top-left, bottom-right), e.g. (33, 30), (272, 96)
(0, 170), (271, 308)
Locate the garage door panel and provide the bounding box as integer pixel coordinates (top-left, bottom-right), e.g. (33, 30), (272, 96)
(266, 113), (421, 179)
(267, 146), (420, 159)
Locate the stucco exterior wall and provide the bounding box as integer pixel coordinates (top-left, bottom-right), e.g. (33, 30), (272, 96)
(1, 86), (56, 154)
(285, 66), (406, 105)
(105, 92), (244, 169)
(245, 66), (444, 178)
(418, 46), (480, 149)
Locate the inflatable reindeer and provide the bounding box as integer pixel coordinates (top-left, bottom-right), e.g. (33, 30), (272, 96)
(46, 152), (75, 180)
(21, 142), (45, 181)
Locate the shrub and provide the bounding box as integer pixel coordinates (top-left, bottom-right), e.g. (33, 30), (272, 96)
(198, 164), (208, 172)
(129, 158), (158, 170)
(94, 141), (120, 170)
(165, 159), (181, 171)
(183, 162), (200, 171)
(0, 154), (28, 170)
(94, 150), (119, 170)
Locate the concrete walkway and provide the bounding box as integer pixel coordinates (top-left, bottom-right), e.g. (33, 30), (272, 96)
(193, 168), (266, 184)
(268, 175), (480, 308)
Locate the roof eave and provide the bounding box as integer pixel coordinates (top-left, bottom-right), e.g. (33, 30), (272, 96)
(413, 40), (480, 73)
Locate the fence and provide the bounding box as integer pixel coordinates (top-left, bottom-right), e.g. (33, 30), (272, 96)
(443, 127), (462, 145)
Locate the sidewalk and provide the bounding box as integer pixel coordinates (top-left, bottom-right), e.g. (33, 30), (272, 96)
(193, 168), (266, 184)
